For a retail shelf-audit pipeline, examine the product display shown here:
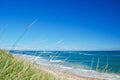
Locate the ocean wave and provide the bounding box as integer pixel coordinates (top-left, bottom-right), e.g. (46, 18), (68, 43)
(49, 60), (64, 63)
(41, 51), (53, 53)
(82, 53), (95, 56)
(60, 66), (73, 69)
(76, 69), (120, 80)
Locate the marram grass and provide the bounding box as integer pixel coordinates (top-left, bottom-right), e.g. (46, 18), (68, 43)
(0, 49), (61, 80)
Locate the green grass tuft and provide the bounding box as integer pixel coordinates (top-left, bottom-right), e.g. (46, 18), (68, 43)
(0, 49), (61, 80)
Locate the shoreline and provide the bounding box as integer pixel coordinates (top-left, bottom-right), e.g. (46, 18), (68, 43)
(37, 64), (106, 80)
(14, 54), (106, 80)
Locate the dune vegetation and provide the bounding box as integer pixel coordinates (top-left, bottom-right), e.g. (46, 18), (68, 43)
(0, 49), (60, 80)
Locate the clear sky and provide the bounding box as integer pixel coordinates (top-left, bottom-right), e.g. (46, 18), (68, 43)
(0, 0), (120, 50)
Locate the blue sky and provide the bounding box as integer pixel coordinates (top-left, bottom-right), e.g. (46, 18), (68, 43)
(0, 0), (120, 50)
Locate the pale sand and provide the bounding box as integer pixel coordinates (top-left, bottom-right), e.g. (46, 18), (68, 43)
(34, 64), (106, 80)
(14, 55), (106, 80)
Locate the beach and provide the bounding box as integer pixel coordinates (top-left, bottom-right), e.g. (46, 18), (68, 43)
(11, 50), (120, 80)
(14, 54), (106, 80)
(37, 65), (106, 80)
(1, 49), (120, 80)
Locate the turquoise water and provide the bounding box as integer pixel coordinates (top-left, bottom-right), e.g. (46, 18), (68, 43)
(10, 51), (120, 74)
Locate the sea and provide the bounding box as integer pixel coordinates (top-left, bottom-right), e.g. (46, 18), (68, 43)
(10, 50), (120, 80)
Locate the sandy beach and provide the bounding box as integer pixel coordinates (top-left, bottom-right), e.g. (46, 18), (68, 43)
(14, 55), (106, 80)
(34, 63), (106, 80)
